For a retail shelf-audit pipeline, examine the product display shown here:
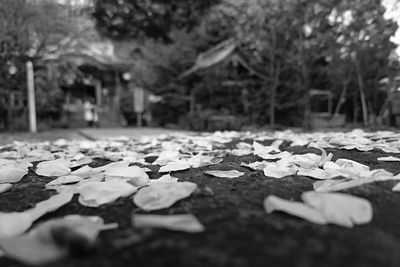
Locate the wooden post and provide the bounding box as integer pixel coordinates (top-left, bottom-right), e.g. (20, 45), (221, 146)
(26, 61), (37, 133)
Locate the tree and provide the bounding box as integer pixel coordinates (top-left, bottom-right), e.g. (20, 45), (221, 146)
(230, 0), (398, 127)
(0, 0), (97, 130)
(93, 0), (220, 41)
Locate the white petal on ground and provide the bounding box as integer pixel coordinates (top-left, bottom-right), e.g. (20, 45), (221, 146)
(392, 182), (400, 191)
(0, 167), (27, 183)
(95, 161), (130, 172)
(25, 192), (74, 221)
(71, 165), (100, 178)
(0, 213), (33, 238)
(133, 182), (197, 211)
(187, 155), (223, 168)
(377, 156), (400, 162)
(264, 195), (327, 225)
(35, 159), (71, 177)
(151, 174), (178, 184)
(45, 175), (83, 187)
(0, 192), (73, 238)
(307, 142), (333, 167)
(152, 150), (181, 166)
(158, 160), (190, 173)
(132, 214), (205, 233)
(230, 149), (252, 156)
(313, 179), (368, 192)
(297, 168), (341, 180)
(104, 166), (149, 186)
(0, 215), (117, 265)
(0, 183), (12, 194)
(204, 170), (244, 178)
(263, 162), (297, 178)
(335, 158), (370, 177)
(240, 161), (269, 171)
(0, 159), (14, 167)
(302, 191), (373, 227)
(78, 180), (137, 207)
(253, 141), (282, 158)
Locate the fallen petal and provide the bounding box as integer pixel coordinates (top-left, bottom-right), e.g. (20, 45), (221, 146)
(158, 161), (190, 173)
(264, 195), (327, 225)
(133, 182), (197, 211)
(204, 170), (244, 178)
(132, 214), (205, 233)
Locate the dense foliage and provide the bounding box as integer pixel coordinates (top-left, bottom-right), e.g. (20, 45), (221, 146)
(93, 0), (220, 41)
(93, 0), (399, 128)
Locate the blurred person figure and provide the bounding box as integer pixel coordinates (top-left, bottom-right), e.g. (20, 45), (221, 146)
(83, 98), (96, 127)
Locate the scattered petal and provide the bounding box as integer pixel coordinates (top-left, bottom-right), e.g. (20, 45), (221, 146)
(204, 170), (244, 178)
(151, 174), (178, 184)
(132, 214), (205, 233)
(0, 215), (117, 265)
(187, 155), (223, 168)
(264, 195), (327, 224)
(0, 193), (73, 238)
(0, 167), (27, 183)
(377, 156), (400, 162)
(158, 160), (190, 173)
(78, 181), (137, 207)
(302, 191), (373, 227)
(133, 182), (197, 211)
(46, 175), (83, 187)
(35, 159), (71, 177)
(105, 166), (149, 186)
(0, 183), (12, 194)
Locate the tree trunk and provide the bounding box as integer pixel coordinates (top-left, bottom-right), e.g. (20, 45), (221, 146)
(113, 71), (126, 126)
(334, 78), (350, 116)
(269, 83), (276, 127)
(355, 59), (368, 126)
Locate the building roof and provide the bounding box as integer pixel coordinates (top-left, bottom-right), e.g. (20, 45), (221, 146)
(179, 38), (268, 80)
(45, 39), (133, 71)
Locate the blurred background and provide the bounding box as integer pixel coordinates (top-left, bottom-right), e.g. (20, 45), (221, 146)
(0, 0), (400, 132)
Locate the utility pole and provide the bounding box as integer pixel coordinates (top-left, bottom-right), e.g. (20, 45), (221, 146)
(26, 61), (37, 133)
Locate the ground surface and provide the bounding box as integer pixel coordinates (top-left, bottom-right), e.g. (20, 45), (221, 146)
(1, 129), (400, 267)
(0, 129), (86, 145)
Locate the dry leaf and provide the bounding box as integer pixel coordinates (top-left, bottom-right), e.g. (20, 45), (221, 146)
(204, 170), (244, 178)
(133, 182), (197, 211)
(132, 214), (205, 233)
